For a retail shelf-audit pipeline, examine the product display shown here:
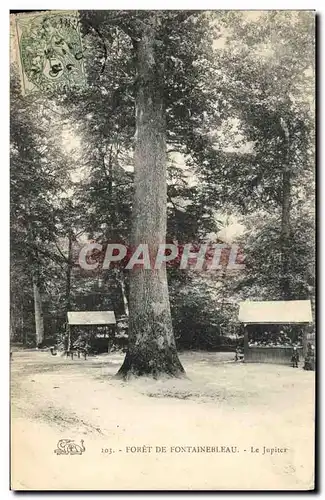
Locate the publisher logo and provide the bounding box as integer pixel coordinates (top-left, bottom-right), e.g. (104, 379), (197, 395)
(54, 439), (85, 455)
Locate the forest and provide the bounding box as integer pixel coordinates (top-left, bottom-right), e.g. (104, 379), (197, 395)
(10, 10), (315, 377)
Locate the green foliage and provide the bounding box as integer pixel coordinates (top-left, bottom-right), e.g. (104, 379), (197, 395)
(10, 11), (315, 346)
(234, 207), (315, 301)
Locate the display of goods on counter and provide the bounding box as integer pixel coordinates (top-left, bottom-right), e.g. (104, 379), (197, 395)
(248, 341), (302, 348)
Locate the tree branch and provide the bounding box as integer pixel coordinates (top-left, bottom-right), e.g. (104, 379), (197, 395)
(90, 25), (109, 76)
(54, 240), (70, 264)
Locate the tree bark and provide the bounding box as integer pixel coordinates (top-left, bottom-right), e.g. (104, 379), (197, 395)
(117, 20), (185, 378)
(27, 217), (44, 346)
(33, 274), (44, 346)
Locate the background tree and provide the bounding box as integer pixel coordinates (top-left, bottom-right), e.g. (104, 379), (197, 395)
(10, 70), (72, 345)
(193, 11), (315, 302)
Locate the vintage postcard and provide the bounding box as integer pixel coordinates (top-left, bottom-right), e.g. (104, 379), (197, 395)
(10, 9), (316, 491)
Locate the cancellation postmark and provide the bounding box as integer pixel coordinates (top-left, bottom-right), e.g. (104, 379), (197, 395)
(11, 10), (86, 94)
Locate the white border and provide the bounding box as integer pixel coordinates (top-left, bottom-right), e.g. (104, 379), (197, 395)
(2, 1), (322, 9)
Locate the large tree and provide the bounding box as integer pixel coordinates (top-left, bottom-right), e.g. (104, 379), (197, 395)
(75, 10), (223, 377)
(193, 11), (315, 300)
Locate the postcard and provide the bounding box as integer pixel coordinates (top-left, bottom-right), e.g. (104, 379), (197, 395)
(10, 9), (315, 490)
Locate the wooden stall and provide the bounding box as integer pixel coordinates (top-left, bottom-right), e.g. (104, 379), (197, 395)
(238, 300), (313, 365)
(67, 311), (116, 354)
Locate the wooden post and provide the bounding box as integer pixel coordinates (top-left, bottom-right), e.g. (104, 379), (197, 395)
(67, 322), (71, 353)
(243, 325), (249, 362)
(302, 325), (307, 358)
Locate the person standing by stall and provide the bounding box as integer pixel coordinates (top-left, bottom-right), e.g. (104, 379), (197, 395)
(291, 346), (299, 368)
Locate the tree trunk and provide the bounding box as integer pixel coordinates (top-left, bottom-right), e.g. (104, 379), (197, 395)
(281, 168), (291, 297)
(27, 217), (44, 346)
(107, 144), (113, 199)
(117, 20), (185, 378)
(119, 272), (129, 317)
(65, 230), (73, 312)
(10, 318), (14, 341)
(33, 274), (44, 346)
(10, 299), (17, 341)
(280, 119), (291, 299)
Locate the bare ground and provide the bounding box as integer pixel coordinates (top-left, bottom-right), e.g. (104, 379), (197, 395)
(11, 350), (315, 491)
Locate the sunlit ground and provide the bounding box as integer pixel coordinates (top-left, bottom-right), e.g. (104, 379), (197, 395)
(11, 350), (315, 490)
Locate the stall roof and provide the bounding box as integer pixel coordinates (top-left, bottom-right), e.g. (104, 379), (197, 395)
(67, 311), (116, 325)
(238, 300), (312, 324)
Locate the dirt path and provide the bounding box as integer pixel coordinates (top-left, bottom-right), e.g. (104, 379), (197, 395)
(11, 351), (315, 490)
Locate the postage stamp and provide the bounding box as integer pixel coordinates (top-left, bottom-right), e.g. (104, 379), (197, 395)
(12, 10), (86, 94)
